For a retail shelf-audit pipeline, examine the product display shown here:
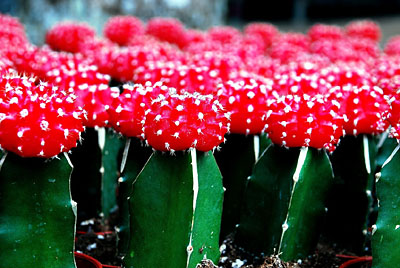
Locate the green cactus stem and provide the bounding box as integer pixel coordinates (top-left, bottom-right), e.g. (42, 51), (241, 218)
(237, 145), (333, 261)
(376, 131), (398, 168)
(372, 144), (400, 268)
(117, 137), (152, 254)
(123, 150), (223, 268)
(71, 127), (123, 221)
(98, 128), (124, 219)
(214, 134), (262, 238)
(325, 135), (378, 253)
(0, 152), (77, 267)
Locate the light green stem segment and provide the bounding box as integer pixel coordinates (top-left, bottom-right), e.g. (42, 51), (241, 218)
(99, 128), (124, 219)
(117, 138), (152, 254)
(372, 144), (400, 268)
(123, 150), (223, 268)
(237, 145), (333, 261)
(279, 147), (333, 261)
(0, 152), (76, 268)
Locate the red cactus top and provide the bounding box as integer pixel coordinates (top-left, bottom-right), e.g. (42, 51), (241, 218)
(0, 72), (84, 158)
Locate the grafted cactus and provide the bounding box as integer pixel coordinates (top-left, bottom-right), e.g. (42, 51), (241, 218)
(0, 72), (84, 267)
(237, 94), (342, 261)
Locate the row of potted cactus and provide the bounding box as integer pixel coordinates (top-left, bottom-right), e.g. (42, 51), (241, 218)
(1, 12), (400, 268)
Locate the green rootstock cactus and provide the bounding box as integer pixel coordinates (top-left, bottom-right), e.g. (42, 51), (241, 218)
(215, 133), (270, 238)
(0, 153), (77, 267)
(117, 138), (152, 254)
(237, 145), (333, 261)
(71, 127), (123, 221)
(372, 144), (400, 267)
(123, 150), (223, 268)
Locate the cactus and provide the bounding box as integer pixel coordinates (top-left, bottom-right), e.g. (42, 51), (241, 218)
(123, 150), (223, 268)
(237, 145), (333, 261)
(372, 144), (400, 267)
(237, 93), (343, 261)
(0, 152), (77, 267)
(0, 72), (84, 267)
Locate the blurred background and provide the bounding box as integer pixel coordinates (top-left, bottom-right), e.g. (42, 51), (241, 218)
(1, 0), (400, 45)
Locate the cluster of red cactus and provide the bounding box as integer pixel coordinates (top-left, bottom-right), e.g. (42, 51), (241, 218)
(1, 14), (400, 156)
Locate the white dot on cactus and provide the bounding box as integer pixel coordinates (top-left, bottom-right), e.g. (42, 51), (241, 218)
(247, 105), (254, 113)
(307, 116), (313, 123)
(40, 120), (49, 130)
(198, 112), (204, 120)
(280, 121), (288, 127)
(165, 143), (170, 150)
(39, 151), (44, 156)
(176, 105), (184, 111)
(20, 109), (29, 118)
(197, 75), (204, 81)
(155, 114), (162, 121)
(306, 128), (312, 134)
(247, 91), (255, 99)
(156, 130), (162, 136)
(10, 97), (18, 104)
(228, 96), (235, 104)
(17, 131), (23, 138)
(197, 128), (202, 134)
(41, 140), (45, 146)
(282, 222), (289, 231)
(209, 70), (218, 78)
(73, 112), (81, 119)
(282, 132), (287, 138)
(64, 129), (69, 138)
(174, 121), (180, 126)
(172, 132), (180, 138)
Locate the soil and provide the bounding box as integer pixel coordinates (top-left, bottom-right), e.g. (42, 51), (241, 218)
(75, 217), (371, 268)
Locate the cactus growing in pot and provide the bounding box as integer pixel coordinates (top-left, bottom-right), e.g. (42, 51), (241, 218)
(236, 93), (343, 261)
(110, 82), (229, 268)
(0, 72), (85, 267)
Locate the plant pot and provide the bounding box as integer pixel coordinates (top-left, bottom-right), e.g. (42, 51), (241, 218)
(339, 256), (372, 268)
(75, 252), (102, 268)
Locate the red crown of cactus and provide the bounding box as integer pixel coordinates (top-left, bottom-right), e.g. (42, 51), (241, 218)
(385, 97), (400, 139)
(217, 72), (275, 135)
(143, 86), (230, 152)
(134, 61), (222, 95)
(46, 21), (96, 53)
(0, 14), (28, 48)
(244, 23), (279, 49)
(103, 15), (145, 46)
(345, 20), (381, 42)
(108, 82), (161, 139)
(146, 17), (187, 49)
(308, 24), (344, 41)
(328, 85), (389, 135)
(0, 72), (84, 158)
(264, 94), (344, 152)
